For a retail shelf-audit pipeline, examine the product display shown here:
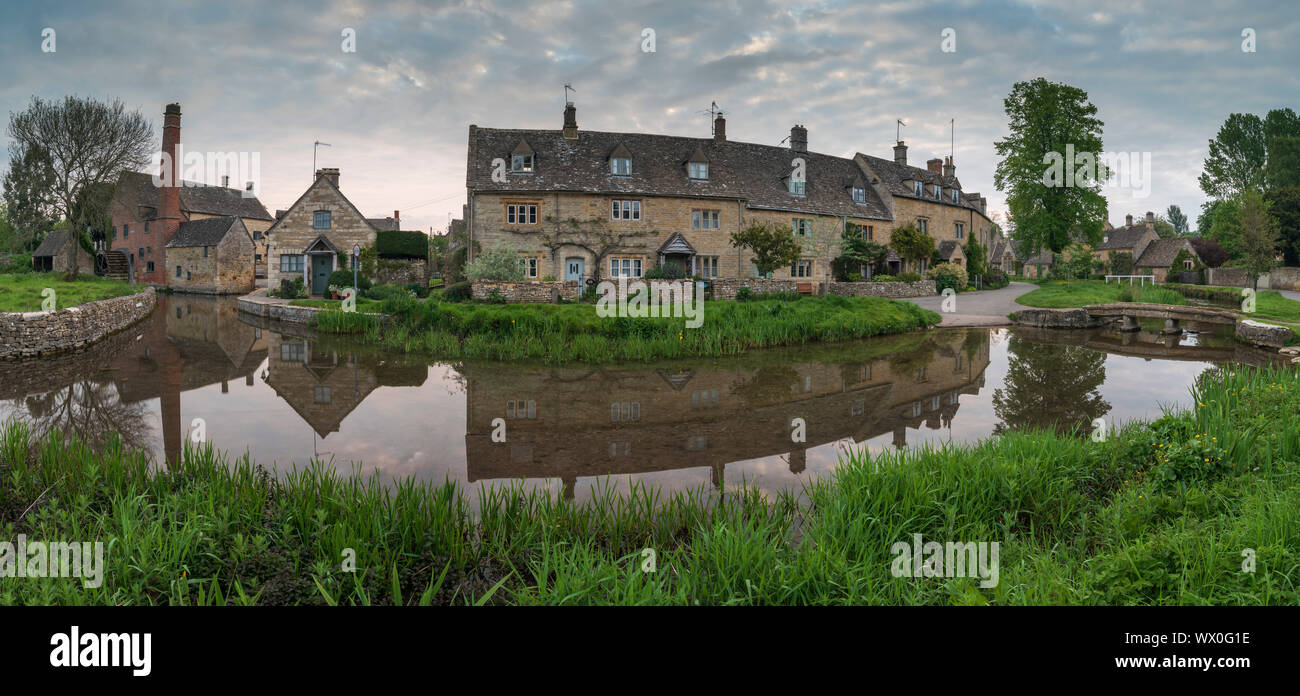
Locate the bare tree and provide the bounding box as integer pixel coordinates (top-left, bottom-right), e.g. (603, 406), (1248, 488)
(6, 96), (153, 276)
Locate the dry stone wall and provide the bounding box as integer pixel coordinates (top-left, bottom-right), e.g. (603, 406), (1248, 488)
(0, 287), (156, 359)
(826, 280), (935, 298)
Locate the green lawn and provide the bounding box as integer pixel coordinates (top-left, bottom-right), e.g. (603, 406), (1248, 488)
(289, 297), (383, 312)
(0, 272), (137, 313)
(3, 364), (1297, 605)
(1015, 279), (1186, 308)
(1161, 282), (1300, 324)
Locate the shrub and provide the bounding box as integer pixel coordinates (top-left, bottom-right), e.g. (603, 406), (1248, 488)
(870, 274), (898, 282)
(644, 264), (686, 280)
(734, 286), (755, 302)
(484, 289), (508, 304)
(375, 230), (427, 259)
(925, 262), (968, 290)
(465, 242), (525, 282)
(404, 283), (430, 298)
(364, 284), (410, 301)
(269, 276), (307, 299)
(442, 281), (472, 302)
(897, 272), (923, 282)
(328, 269), (371, 291)
(983, 269), (1009, 289)
(735, 286), (800, 302)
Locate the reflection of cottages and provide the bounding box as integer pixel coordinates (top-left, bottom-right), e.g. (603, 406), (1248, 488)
(262, 333), (427, 438)
(463, 332), (992, 497)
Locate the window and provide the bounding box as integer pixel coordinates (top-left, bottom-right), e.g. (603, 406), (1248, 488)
(952, 189), (960, 203)
(138, 248), (144, 259)
(511, 154), (534, 172)
(186, 271), (191, 280)
(932, 184), (941, 200)
(280, 343), (305, 362)
(280, 254), (305, 273)
(611, 200), (641, 221)
(314, 386), (332, 404)
(955, 222), (964, 239)
(253, 230), (263, 240)
(255, 254), (262, 262)
(146, 246), (152, 256)
(862, 224), (874, 241)
(313, 210), (331, 229)
(144, 222), (149, 233)
(1184, 258), (1194, 270)
(203, 246), (208, 257)
(175, 265), (181, 278)
(146, 261), (154, 273)
(609, 441), (631, 457)
(789, 178), (806, 195)
(525, 256), (539, 278)
(692, 209), (719, 229)
(506, 400), (537, 419)
(917, 218), (929, 235)
(791, 259), (813, 278)
(792, 218), (813, 237)
(698, 256), (719, 278)
(123, 224), (129, 239)
(610, 402), (641, 422)
(688, 162), (709, 179)
(610, 157), (631, 175)
(506, 203), (538, 225)
(609, 257), (642, 278)
(913, 181), (923, 197)
(852, 187), (866, 203)
(691, 390), (719, 408)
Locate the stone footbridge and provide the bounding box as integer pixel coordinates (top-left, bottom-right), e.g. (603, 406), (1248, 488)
(1083, 303), (1239, 334)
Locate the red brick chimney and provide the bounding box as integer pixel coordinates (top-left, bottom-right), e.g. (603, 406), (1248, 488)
(158, 103), (184, 247)
(394, 210), (400, 229)
(926, 158), (943, 174)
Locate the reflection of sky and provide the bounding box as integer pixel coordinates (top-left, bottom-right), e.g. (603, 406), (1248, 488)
(0, 325), (1220, 508)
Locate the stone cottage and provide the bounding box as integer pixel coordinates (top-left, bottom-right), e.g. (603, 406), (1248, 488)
(31, 229), (94, 273)
(1095, 213), (1160, 271)
(1136, 237), (1203, 283)
(264, 168), (383, 295)
(165, 216), (255, 294)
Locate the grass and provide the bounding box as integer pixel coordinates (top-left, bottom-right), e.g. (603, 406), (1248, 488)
(0, 272), (137, 313)
(289, 297), (384, 312)
(1015, 279), (1187, 308)
(1164, 282), (1300, 324)
(313, 294), (942, 363)
(2, 363), (1297, 605)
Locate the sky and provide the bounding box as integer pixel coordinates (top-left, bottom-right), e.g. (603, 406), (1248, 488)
(1, 0), (1297, 235)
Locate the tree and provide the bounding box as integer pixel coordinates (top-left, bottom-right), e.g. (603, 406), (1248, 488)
(1207, 197), (1245, 259)
(1166, 205), (1190, 236)
(1190, 237), (1229, 268)
(1266, 186), (1300, 265)
(1266, 136), (1300, 190)
(464, 241), (525, 281)
(2, 142), (59, 252)
(993, 78), (1108, 256)
(1150, 215), (1176, 238)
(1199, 113), (1266, 198)
(1238, 189), (1280, 290)
(888, 223), (935, 274)
(834, 224), (888, 280)
(6, 95), (152, 276)
(1109, 251), (1134, 275)
(730, 221), (802, 277)
(1196, 200), (1221, 237)
(964, 235), (987, 277)
(992, 336), (1109, 436)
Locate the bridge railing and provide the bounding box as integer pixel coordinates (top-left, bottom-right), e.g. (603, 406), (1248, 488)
(1104, 274), (1156, 286)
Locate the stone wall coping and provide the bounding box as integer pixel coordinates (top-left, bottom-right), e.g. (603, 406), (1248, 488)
(0, 286), (156, 360)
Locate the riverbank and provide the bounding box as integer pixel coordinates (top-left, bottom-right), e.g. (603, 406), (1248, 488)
(0, 285), (155, 359)
(2, 362), (1296, 605)
(311, 294), (942, 363)
(0, 272), (136, 312)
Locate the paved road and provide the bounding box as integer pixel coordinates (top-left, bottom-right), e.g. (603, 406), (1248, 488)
(899, 281), (1038, 327)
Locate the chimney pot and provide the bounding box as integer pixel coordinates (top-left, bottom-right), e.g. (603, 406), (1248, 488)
(789, 125), (808, 153)
(942, 155), (956, 178)
(394, 210), (401, 228)
(158, 102), (184, 255)
(562, 102), (578, 140)
(1126, 214), (1133, 227)
(893, 141), (908, 166)
(713, 113), (726, 142)
(1145, 211), (1154, 223)
(222, 175), (229, 187)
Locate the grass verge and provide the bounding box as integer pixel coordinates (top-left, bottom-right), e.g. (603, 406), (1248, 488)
(2, 364), (1297, 605)
(0, 273), (137, 313)
(1015, 279), (1187, 308)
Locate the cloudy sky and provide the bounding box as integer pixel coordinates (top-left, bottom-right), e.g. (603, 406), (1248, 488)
(2, 0), (1297, 234)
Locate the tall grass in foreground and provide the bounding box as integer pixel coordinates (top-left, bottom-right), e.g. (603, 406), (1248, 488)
(313, 294), (940, 363)
(2, 365), (1297, 605)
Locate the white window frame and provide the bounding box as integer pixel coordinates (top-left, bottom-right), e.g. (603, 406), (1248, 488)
(511, 154), (534, 172)
(688, 162), (709, 179)
(852, 187), (866, 203)
(692, 209), (719, 229)
(917, 218), (928, 235)
(611, 199), (641, 221)
(506, 203), (538, 225)
(611, 157), (631, 175)
(525, 256), (539, 278)
(789, 179), (806, 196)
(699, 255), (719, 278)
(792, 218), (813, 237)
(955, 222), (964, 239)
(791, 259), (813, 278)
(280, 253), (305, 273)
(932, 184), (941, 200)
(609, 257), (643, 278)
(914, 180), (923, 196)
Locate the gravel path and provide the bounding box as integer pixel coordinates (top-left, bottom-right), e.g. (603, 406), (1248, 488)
(897, 281), (1038, 327)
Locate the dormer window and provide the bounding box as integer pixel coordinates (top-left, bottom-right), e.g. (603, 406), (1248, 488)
(788, 178), (806, 196)
(932, 184), (941, 199)
(913, 180), (923, 196)
(611, 157), (631, 175)
(852, 187), (866, 203)
(951, 189), (959, 203)
(689, 162), (709, 179)
(511, 154), (534, 172)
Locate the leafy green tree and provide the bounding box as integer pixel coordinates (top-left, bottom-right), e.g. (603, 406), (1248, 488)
(1199, 113), (1266, 198)
(730, 221), (802, 277)
(833, 225), (888, 280)
(992, 336), (1110, 436)
(1109, 251), (1134, 275)
(1150, 215), (1176, 238)
(1166, 205), (1190, 236)
(465, 241), (525, 282)
(1062, 242), (1095, 280)
(1265, 136), (1300, 190)
(2, 142), (58, 252)
(964, 235), (987, 277)
(1208, 197), (1245, 259)
(993, 78), (1108, 255)
(1265, 186), (1300, 265)
(888, 223), (935, 274)
(1238, 189), (1280, 290)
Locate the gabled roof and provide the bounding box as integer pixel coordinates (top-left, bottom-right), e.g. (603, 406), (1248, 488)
(1097, 224), (1154, 250)
(855, 153), (985, 217)
(33, 229), (74, 257)
(608, 143), (632, 160)
(116, 171), (273, 221)
(303, 234), (340, 254)
(166, 216), (244, 248)
(467, 127), (892, 220)
(658, 232), (696, 255)
(937, 240), (962, 260)
(1136, 237), (1197, 268)
(265, 174), (381, 239)
(366, 217), (399, 231)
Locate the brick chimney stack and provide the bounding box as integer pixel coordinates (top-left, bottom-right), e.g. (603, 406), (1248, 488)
(713, 113), (726, 142)
(562, 102), (578, 140)
(943, 156), (956, 178)
(893, 141), (908, 166)
(158, 103), (184, 248)
(394, 210), (401, 229)
(790, 125), (808, 153)
(927, 158), (943, 174)
(316, 168), (340, 188)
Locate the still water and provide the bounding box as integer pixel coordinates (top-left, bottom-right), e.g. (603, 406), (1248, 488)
(0, 295), (1275, 503)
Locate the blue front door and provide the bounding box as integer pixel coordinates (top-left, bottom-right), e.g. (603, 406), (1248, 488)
(311, 254), (332, 295)
(565, 257), (584, 283)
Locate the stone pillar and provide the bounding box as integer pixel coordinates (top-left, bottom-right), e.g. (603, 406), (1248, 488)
(1161, 317), (1182, 334)
(1119, 315), (1140, 332)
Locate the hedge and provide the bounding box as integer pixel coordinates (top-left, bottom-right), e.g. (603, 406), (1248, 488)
(376, 230), (428, 259)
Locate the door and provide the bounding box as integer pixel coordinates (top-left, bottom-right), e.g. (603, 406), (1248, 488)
(311, 254), (332, 295)
(565, 257), (584, 283)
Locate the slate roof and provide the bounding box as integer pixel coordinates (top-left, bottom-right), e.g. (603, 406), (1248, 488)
(367, 217), (399, 231)
(466, 127), (893, 220)
(855, 153), (988, 218)
(166, 216), (244, 248)
(33, 229), (73, 257)
(117, 171), (273, 221)
(1097, 224), (1153, 251)
(1136, 237), (1196, 268)
(937, 240), (961, 260)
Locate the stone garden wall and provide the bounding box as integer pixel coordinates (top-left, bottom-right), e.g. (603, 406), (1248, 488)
(708, 278), (801, 300)
(373, 257), (430, 287)
(826, 280), (936, 298)
(471, 280), (563, 303)
(0, 287), (156, 359)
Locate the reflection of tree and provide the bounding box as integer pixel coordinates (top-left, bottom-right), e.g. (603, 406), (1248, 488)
(733, 366), (802, 405)
(992, 336), (1110, 435)
(10, 379), (151, 452)
(888, 337), (938, 381)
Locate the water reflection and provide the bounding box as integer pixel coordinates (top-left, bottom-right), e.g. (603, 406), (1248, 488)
(992, 335), (1110, 435)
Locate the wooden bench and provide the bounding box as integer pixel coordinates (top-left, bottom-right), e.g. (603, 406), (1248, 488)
(797, 282), (814, 295)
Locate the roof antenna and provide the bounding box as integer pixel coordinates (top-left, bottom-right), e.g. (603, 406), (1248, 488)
(896, 118), (906, 142)
(313, 140), (331, 181)
(950, 118), (955, 159)
(564, 83), (576, 105)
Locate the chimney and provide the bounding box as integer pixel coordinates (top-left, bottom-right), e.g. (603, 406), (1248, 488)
(1126, 214), (1133, 227)
(943, 156), (956, 178)
(221, 175), (230, 188)
(245, 181), (254, 193)
(978, 196), (986, 214)
(713, 113), (726, 142)
(926, 158), (943, 174)
(893, 140), (908, 166)
(562, 102), (578, 140)
(158, 103), (184, 248)
(790, 125), (808, 153)
(394, 210), (401, 229)
(1145, 211), (1154, 224)
(315, 167), (340, 188)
